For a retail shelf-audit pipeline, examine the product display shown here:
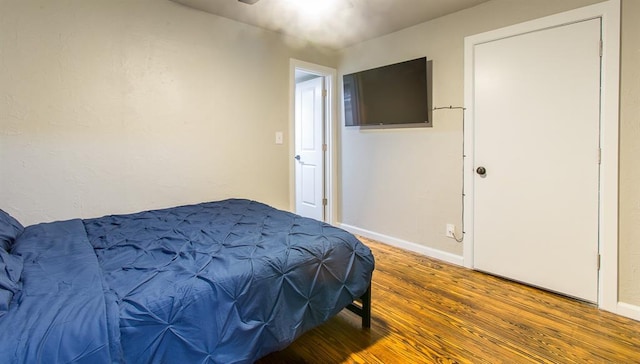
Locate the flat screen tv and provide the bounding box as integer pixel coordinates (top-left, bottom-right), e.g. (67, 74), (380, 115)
(343, 57), (432, 128)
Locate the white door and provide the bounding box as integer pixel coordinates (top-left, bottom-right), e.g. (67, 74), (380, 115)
(295, 77), (325, 221)
(473, 19), (601, 302)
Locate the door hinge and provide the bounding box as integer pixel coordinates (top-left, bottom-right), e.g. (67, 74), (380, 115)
(598, 148), (602, 165)
(322, 198), (328, 206)
(597, 254), (601, 270)
(599, 39), (603, 57)
(322, 89), (327, 98)
(322, 143), (327, 152)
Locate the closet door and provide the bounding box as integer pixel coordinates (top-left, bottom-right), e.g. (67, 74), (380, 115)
(472, 18), (601, 302)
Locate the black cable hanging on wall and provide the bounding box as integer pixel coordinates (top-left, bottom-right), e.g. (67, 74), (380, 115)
(433, 106), (466, 243)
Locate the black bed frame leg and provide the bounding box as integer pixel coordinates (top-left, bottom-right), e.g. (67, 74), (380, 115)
(361, 283), (371, 328)
(346, 282), (372, 329)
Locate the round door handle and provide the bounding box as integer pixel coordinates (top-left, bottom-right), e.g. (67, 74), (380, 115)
(295, 155), (301, 161)
(476, 166), (487, 175)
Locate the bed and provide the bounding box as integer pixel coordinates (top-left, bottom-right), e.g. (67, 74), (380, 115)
(0, 199), (375, 363)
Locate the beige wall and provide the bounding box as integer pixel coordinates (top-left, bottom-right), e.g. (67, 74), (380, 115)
(618, 0), (640, 307)
(0, 0), (337, 225)
(339, 0), (640, 306)
(1, 0), (638, 307)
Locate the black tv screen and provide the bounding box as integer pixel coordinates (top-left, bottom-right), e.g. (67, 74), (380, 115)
(343, 57), (432, 128)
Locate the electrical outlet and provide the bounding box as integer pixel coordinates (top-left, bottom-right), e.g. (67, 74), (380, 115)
(446, 224), (455, 238)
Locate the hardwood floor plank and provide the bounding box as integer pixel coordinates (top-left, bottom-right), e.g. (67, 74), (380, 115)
(258, 238), (640, 363)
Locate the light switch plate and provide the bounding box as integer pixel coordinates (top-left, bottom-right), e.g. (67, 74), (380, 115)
(275, 131), (283, 145)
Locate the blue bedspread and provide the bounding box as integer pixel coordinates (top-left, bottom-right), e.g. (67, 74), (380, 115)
(0, 219), (121, 363)
(1, 199), (374, 363)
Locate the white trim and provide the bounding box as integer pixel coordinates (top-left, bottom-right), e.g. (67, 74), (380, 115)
(464, 0), (620, 314)
(339, 223), (464, 266)
(595, 0), (620, 315)
(617, 302), (640, 322)
(289, 59), (338, 225)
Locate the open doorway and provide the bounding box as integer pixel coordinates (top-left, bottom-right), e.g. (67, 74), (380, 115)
(289, 59), (337, 223)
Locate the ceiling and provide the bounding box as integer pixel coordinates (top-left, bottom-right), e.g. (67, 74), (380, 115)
(170, 0), (491, 49)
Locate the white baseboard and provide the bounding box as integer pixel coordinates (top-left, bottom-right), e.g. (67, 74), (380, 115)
(338, 223), (464, 266)
(616, 302), (640, 322)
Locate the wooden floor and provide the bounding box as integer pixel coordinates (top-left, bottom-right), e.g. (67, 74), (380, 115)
(258, 238), (640, 363)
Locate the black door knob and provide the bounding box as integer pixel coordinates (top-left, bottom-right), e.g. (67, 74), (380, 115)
(476, 166), (487, 175)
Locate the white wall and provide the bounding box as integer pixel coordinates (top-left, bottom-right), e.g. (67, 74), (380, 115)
(0, 0), (337, 225)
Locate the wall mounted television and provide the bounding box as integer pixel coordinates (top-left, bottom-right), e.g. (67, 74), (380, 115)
(343, 57), (432, 128)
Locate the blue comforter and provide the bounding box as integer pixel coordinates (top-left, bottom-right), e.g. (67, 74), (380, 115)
(0, 199), (374, 363)
(0, 219), (121, 363)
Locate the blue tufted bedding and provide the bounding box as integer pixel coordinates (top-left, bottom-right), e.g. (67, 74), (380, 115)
(0, 199), (375, 363)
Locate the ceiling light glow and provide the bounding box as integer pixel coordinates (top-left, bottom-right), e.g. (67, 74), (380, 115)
(286, 0), (340, 18)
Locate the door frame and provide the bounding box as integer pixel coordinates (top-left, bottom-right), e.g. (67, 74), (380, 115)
(289, 59), (337, 224)
(463, 0), (620, 311)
